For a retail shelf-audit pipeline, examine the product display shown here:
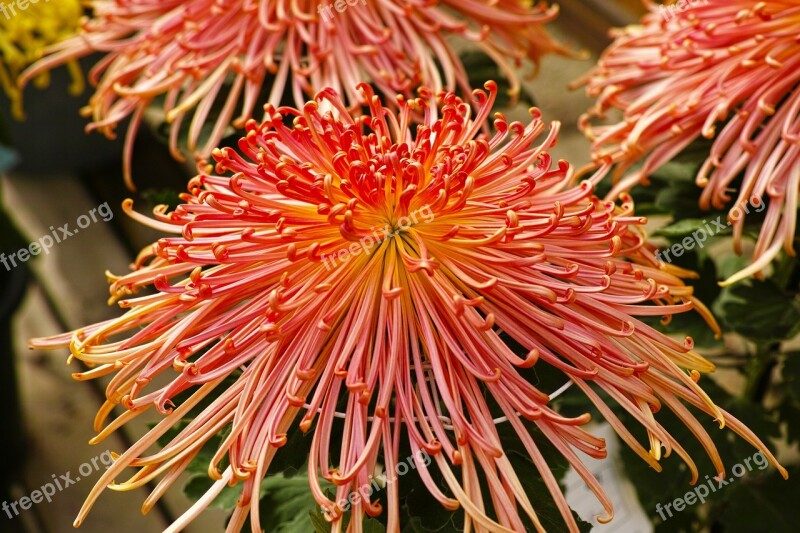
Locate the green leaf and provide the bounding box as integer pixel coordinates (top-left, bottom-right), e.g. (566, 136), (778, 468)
(709, 466), (800, 533)
(649, 158), (701, 183)
(714, 279), (800, 343)
(400, 474), (462, 532)
(308, 489), (350, 533)
(655, 218), (726, 238)
(777, 354), (800, 446)
(359, 518), (387, 533)
(309, 508), (331, 533)
(461, 51), (537, 109)
(399, 417), (590, 532)
(184, 474), (243, 510)
(654, 178), (718, 220)
(305, 486), (385, 533)
(164, 422), (311, 511)
(501, 425), (592, 533)
(597, 137), (715, 220)
(777, 400), (800, 446)
(781, 354), (800, 400)
(640, 248), (723, 348)
(616, 375), (783, 531)
(640, 142), (711, 217)
(716, 255), (752, 282)
(186, 468), (386, 532)
(260, 475), (326, 533)
(141, 188), (184, 211)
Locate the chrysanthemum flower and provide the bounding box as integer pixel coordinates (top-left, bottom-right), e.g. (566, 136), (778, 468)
(575, 0), (800, 285)
(18, 0), (566, 189)
(32, 83), (785, 532)
(0, 0), (83, 119)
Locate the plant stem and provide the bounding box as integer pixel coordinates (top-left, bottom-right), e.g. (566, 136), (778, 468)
(745, 343), (779, 403)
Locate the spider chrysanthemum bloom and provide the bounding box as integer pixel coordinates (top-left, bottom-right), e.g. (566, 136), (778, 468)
(575, 0), (800, 284)
(33, 83), (786, 532)
(18, 0), (567, 188)
(0, 0), (83, 119)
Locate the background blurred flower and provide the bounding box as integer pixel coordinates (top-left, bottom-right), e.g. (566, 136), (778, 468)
(18, 0), (567, 189)
(32, 83), (785, 532)
(575, 0), (800, 285)
(0, 0), (83, 120)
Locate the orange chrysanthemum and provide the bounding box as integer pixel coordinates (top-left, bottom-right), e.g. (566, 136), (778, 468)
(18, 0), (566, 188)
(576, 0), (800, 285)
(33, 83), (786, 532)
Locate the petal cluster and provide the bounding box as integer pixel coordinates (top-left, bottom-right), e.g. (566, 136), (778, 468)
(576, 0), (800, 284)
(33, 83), (785, 532)
(19, 0), (566, 188)
(0, 0), (83, 119)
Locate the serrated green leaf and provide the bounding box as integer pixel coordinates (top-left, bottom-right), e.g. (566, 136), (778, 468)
(709, 466), (799, 533)
(359, 518), (386, 533)
(155, 375), (312, 501)
(304, 485), (385, 533)
(650, 158), (702, 183)
(310, 507), (331, 533)
(400, 476), (461, 532)
(714, 280), (800, 343)
(184, 474), (243, 510)
(655, 218), (725, 238)
(401, 513), (457, 533)
(715, 254), (752, 281)
(654, 180), (713, 219)
(508, 450), (592, 533)
(259, 475), (322, 533)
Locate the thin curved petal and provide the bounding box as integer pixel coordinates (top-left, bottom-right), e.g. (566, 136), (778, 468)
(32, 82), (786, 532)
(577, 0), (800, 284)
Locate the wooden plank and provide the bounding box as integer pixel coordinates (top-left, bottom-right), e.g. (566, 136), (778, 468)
(1, 173), (130, 326)
(13, 284), (168, 532)
(2, 173), (225, 531)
